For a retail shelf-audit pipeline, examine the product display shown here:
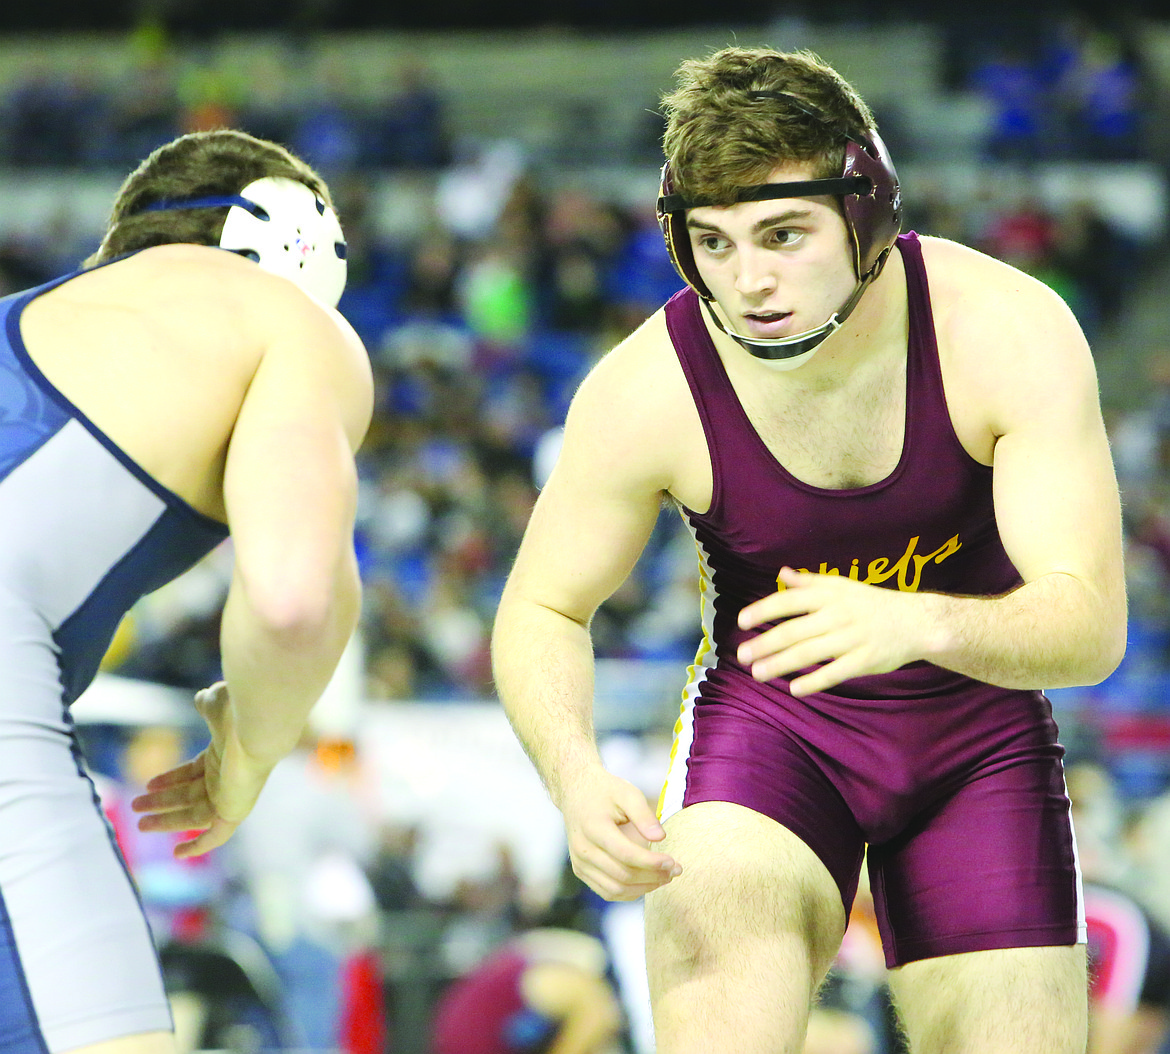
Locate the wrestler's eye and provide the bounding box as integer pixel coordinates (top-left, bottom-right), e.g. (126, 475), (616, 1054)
(770, 228), (805, 248)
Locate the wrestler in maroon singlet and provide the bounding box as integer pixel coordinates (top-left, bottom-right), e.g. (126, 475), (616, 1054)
(657, 231), (1083, 968)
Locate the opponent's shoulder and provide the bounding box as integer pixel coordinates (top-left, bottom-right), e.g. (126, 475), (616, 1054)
(96, 243), (267, 300)
(105, 244), (342, 324)
(115, 245), (372, 442)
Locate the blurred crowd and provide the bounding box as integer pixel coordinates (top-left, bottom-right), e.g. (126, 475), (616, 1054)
(953, 12), (1148, 162)
(7, 10), (1170, 1052)
(3, 17), (1157, 704)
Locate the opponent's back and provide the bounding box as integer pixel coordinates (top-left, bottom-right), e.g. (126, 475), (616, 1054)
(0, 269), (230, 710)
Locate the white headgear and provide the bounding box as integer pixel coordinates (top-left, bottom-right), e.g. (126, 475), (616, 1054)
(219, 177), (347, 308)
(133, 175), (348, 307)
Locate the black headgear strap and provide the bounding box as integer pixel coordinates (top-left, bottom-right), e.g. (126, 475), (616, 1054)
(131, 195), (271, 219)
(658, 90), (872, 216)
(658, 175), (871, 216)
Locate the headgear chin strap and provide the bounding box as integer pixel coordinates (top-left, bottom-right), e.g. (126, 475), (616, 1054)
(657, 91), (902, 365)
(134, 176), (348, 308)
(700, 277), (870, 371)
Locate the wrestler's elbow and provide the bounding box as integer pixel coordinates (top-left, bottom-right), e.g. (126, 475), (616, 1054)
(1083, 618), (1127, 686)
(1058, 601), (1126, 688)
(1088, 577), (1128, 683)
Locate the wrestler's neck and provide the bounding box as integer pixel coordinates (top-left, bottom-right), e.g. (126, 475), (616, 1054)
(708, 248), (909, 388)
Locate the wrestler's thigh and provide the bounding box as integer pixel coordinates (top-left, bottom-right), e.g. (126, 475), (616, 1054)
(664, 694), (867, 916)
(869, 751), (1078, 967)
(887, 944), (1087, 1054)
(645, 801), (846, 995)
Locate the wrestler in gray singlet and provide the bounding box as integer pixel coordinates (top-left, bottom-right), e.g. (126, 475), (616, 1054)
(0, 268), (228, 1052)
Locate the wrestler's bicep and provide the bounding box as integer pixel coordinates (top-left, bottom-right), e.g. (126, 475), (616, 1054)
(506, 447), (665, 625)
(503, 361), (670, 624)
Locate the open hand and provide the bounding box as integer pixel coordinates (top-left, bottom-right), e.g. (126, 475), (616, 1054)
(131, 682), (271, 858)
(736, 567), (939, 695)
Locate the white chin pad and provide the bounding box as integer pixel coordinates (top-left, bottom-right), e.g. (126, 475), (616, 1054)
(219, 176), (347, 308)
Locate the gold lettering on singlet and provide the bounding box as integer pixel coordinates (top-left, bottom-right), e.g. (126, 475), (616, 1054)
(781, 534), (963, 594)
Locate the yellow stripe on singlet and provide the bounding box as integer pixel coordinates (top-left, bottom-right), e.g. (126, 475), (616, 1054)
(657, 519), (718, 821)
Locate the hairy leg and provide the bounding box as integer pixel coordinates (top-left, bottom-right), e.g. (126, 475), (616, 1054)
(645, 801), (846, 1054)
(888, 945), (1087, 1054)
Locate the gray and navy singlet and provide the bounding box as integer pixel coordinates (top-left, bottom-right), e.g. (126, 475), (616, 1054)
(657, 232), (1084, 967)
(0, 268), (229, 1051)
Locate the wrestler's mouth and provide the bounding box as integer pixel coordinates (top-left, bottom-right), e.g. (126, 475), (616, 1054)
(741, 310), (793, 337)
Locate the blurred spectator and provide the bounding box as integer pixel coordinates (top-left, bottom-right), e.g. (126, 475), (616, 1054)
(105, 50), (181, 167)
(93, 724), (261, 1054)
(231, 733), (383, 1052)
(537, 189), (628, 332)
(429, 928), (623, 1054)
(1051, 20), (1146, 161)
(401, 227), (464, 319)
(969, 42), (1050, 161)
(4, 65), (108, 167)
(460, 243), (534, 354)
(99, 724), (224, 944)
(436, 140), (528, 242)
(368, 59), (450, 169)
(1050, 199), (1137, 334)
(290, 67), (365, 176)
(177, 59), (243, 135)
(966, 14), (1147, 163)
(1067, 762), (1170, 1054)
(369, 822), (424, 913)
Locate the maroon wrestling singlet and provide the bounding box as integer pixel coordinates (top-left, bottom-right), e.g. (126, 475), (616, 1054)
(657, 232), (1083, 967)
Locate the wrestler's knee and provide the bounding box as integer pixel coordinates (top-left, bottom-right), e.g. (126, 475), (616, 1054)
(646, 801), (844, 978)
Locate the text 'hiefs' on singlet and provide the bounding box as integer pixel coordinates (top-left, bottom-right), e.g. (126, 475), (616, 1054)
(665, 231), (1021, 697)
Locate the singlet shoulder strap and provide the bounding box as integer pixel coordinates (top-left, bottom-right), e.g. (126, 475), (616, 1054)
(664, 287), (727, 395)
(896, 231), (943, 395)
(895, 230), (975, 466)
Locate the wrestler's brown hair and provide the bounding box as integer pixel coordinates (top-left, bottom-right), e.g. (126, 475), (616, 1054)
(86, 129), (332, 266)
(660, 46), (877, 207)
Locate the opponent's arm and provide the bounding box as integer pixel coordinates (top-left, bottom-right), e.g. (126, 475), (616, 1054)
(492, 338), (682, 899)
(136, 282), (372, 853)
(738, 264), (1125, 694)
(217, 292), (371, 765)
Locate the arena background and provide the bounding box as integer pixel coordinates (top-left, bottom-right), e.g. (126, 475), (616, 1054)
(7, 4), (1170, 1051)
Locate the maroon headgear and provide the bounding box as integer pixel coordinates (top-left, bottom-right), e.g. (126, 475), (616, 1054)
(656, 92), (902, 302)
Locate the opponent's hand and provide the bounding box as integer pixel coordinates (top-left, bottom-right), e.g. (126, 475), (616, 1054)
(130, 682), (273, 858)
(737, 567), (940, 695)
(558, 767), (682, 902)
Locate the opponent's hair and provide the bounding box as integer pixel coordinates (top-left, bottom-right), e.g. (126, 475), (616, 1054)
(660, 46), (877, 206)
(86, 129), (333, 266)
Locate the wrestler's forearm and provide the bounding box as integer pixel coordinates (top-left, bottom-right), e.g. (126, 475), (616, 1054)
(922, 570), (1126, 689)
(491, 592), (605, 808)
(219, 551), (361, 766)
